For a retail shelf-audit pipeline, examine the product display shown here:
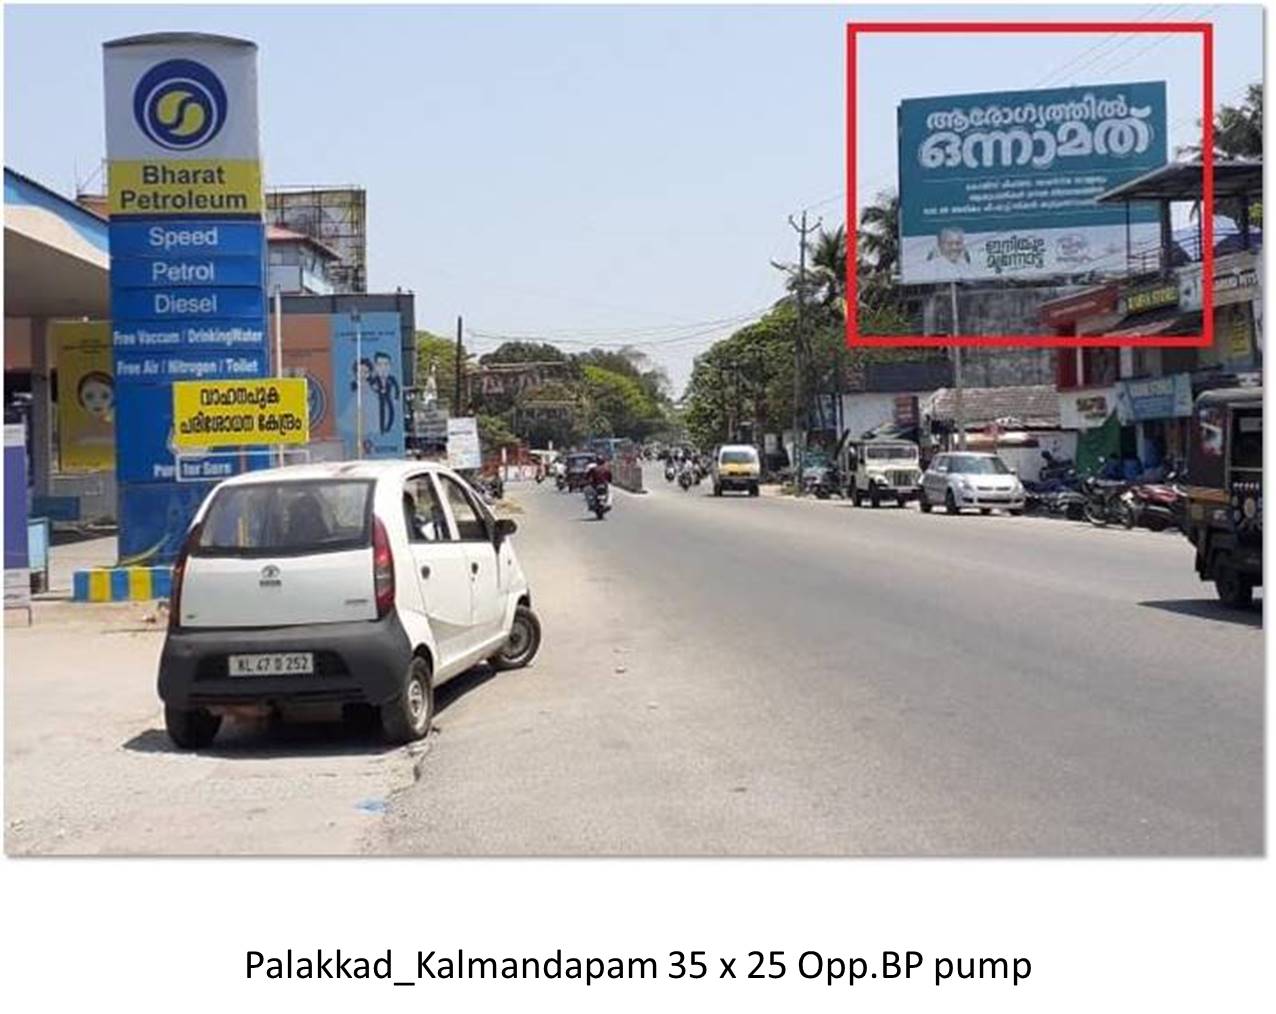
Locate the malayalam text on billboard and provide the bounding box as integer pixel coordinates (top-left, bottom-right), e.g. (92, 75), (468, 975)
(897, 81), (1167, 284)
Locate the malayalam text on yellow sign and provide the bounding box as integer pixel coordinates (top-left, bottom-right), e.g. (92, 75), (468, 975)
(173, 378), (309, 449)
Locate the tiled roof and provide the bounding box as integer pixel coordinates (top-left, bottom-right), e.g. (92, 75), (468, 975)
(925, 384), (1060, 427)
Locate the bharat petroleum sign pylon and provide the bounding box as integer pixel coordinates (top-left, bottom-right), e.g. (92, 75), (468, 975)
(103, 33), (268, 564)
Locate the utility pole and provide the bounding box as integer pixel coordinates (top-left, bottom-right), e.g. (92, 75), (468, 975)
(352, 307), (364, 460)
(454, 315), (464, 416)
(788, 210), (821, 495)
(949, 282), (967, 450)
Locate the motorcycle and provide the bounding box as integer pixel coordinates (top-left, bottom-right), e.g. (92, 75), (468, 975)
(802, 466), (838, 499)
(1127, 470), (1187, 532)
(677, 467), (694, 491)
(1082, 474), (1135, 529)
(664, 461), (677, 483)
(1038, 450), (1076, 483)
(585, 483), (612, 520)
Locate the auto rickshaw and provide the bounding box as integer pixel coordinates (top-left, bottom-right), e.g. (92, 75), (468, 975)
(1184, 386), (1262, 608)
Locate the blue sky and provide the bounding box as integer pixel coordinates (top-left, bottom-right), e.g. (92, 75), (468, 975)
(4, 4), (1262, 389)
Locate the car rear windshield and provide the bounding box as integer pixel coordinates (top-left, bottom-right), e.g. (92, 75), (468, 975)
(948, 455), (1010, 475)
(194, 480), (374, 556)
(720, 449), (758, 465)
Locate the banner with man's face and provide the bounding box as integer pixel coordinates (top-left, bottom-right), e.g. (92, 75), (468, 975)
(897, 81), (1166, 284)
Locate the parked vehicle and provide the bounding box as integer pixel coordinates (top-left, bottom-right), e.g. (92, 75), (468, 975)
(1184, 386), (1262, 608)
(1038, 450), (1076, 483)
(1127, 470), (1187, 532)
(712, 444), (761, 497)
(919, 452), (1025, 515)
(838, 437), (921, 508)
(157, 461), (542, 749)
(1081, 466), (1135, 529)
(585, 482), (612, 520)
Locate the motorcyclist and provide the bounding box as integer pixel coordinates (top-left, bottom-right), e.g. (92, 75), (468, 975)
(585, 454), (612, 491)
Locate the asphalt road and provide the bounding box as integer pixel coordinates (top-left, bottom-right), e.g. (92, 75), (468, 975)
(378, 469), (1263, 856)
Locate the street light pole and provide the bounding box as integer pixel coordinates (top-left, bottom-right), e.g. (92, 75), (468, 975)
(949, 281), (966, 451)
(273, 285), (284, 466)
(352, 308), (363, 459)
(788, 209), (821, 495)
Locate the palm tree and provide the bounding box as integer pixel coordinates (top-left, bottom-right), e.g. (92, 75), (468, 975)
(807, 225), (847, 308)
(858, 190), (900, 279)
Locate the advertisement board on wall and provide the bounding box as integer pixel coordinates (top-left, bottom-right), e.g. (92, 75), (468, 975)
(1116, 373), (1193, 424)
(4, 425), (31, 610)
(898, 81), (1166, 284)
(1059, 388), (1116, 430)
(331, 312), (404, 459)
(172, 377), (309, 448)
(52, 321), (115, 472)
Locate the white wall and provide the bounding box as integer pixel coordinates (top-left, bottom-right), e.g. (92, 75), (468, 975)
(840, 392), (917, 439)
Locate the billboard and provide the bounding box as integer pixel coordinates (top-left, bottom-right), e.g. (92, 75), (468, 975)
(331, 312), (404, 459)
(447, 417), (482, 471)
(898, 81), (1166, 284)
(104, 32), (268, 563)
(52, 321), (115, 472)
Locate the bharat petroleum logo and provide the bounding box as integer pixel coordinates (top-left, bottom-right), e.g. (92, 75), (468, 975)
(133, 59), (228, 151)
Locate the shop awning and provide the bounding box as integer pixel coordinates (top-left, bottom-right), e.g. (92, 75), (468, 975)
(1095, 160), (1262, 204)
(1104, 309), (1204, 338)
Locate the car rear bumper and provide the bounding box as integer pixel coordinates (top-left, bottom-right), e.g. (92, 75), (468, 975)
(717, 475), (758, 488)
(158, 612), (414, 710)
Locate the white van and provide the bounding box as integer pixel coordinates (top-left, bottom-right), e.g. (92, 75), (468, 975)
(712, 444), (761, 497)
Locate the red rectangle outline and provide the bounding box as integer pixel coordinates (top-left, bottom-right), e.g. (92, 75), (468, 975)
(847, 21), (1214, 348)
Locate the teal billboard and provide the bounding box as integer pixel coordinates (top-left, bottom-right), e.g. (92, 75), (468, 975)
(898, 81), (1166, 283)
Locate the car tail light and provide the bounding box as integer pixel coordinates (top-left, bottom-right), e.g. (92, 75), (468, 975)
(372, 516), (395, 618)
(168, 522), (203, 630)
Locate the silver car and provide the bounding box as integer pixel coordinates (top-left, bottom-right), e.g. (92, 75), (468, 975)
(919, 452), (1026, 515)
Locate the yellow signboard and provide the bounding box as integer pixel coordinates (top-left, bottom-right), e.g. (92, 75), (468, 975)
(172, 378), (309, 449)
(52, 320), (115, 472)
(108, 159), (262, 216)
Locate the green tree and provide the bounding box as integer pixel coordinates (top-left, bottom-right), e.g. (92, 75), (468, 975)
(414, 330), (466, 411)
(479, 341), (570, 366)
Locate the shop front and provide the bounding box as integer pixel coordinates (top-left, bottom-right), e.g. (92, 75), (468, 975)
(1178, 250), (1261, 370)
(1115, 372), (1194, 471)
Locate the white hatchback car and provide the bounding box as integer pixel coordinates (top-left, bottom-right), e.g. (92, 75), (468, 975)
(918, 451), (1026, 516)
(158, 460), (541, 748)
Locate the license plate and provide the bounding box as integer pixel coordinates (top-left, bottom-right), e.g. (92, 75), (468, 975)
(228, 652), (314, 677)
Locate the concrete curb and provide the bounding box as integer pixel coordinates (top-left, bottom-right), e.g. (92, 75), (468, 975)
(72, 566), (172, 603)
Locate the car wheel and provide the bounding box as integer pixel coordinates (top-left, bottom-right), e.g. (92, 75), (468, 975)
(381, 655), (434, 744)
(1009, 508), (1024, 517)
(919, 491), (932, 513)
(164, 705), (222, 750)
(1214, 564), (1254, 609)
(945, 489), (959, 515)
(896, 496), (906, 508)
(713, 484), (722, 496)
(749, 483), (759, 497)
(491, 604), (543, 671)
(980, 508), (992, 515)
